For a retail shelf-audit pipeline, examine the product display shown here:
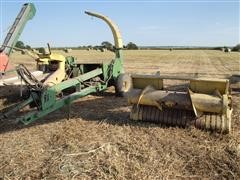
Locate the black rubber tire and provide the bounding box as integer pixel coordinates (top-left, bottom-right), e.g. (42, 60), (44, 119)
(115, 73), (132, 97)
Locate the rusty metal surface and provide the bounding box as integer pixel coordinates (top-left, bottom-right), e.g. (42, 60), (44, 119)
(130, 105), (232, 133)
(130, 104), (194, 128)
(195, 114), (231, 133)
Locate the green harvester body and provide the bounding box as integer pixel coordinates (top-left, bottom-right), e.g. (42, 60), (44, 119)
(3, 50), (124, 124)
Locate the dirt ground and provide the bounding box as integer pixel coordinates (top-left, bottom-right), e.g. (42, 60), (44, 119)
(0, 50), (240, 179)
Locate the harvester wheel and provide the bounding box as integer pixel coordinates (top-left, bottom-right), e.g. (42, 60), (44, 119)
(115, 73), (132, 97)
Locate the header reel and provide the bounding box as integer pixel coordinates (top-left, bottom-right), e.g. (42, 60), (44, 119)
(124, 74), (233, 133)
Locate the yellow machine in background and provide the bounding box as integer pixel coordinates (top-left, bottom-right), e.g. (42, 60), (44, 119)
(0, 43), (67, 87)
(18, 44), (67, 87)
(35, 52), (66, 87)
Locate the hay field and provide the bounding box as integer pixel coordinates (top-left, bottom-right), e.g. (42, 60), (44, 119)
(0, 49), (240, 179)
(7, 49), (240, 76)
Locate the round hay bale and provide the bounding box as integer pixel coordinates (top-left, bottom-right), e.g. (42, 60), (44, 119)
(64, 48), (72, 53)
(225, 48), (231, 53)
(100, 48), (107, 52)
(38, 48), (48, 54)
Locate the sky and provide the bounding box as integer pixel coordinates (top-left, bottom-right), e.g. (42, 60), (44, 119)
(0, 0), (239, 47)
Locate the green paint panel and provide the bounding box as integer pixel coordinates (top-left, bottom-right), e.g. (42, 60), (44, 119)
(4, 49), (124, 124)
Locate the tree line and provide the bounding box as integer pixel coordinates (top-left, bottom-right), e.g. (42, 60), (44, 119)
(15, 41), (139, 50)
(15, 41), (240, 52)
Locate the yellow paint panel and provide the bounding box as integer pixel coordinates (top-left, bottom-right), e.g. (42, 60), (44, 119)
(132, 76), (163, 90)
(190, 79), (229, 95)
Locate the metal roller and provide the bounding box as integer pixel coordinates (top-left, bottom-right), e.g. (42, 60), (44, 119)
(195, 114), (231, 133)
(130, 104), (195, 128)
(130, 104), (232, 133)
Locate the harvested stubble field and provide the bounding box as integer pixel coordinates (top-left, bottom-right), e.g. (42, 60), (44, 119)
(0, 49), (240, 179)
